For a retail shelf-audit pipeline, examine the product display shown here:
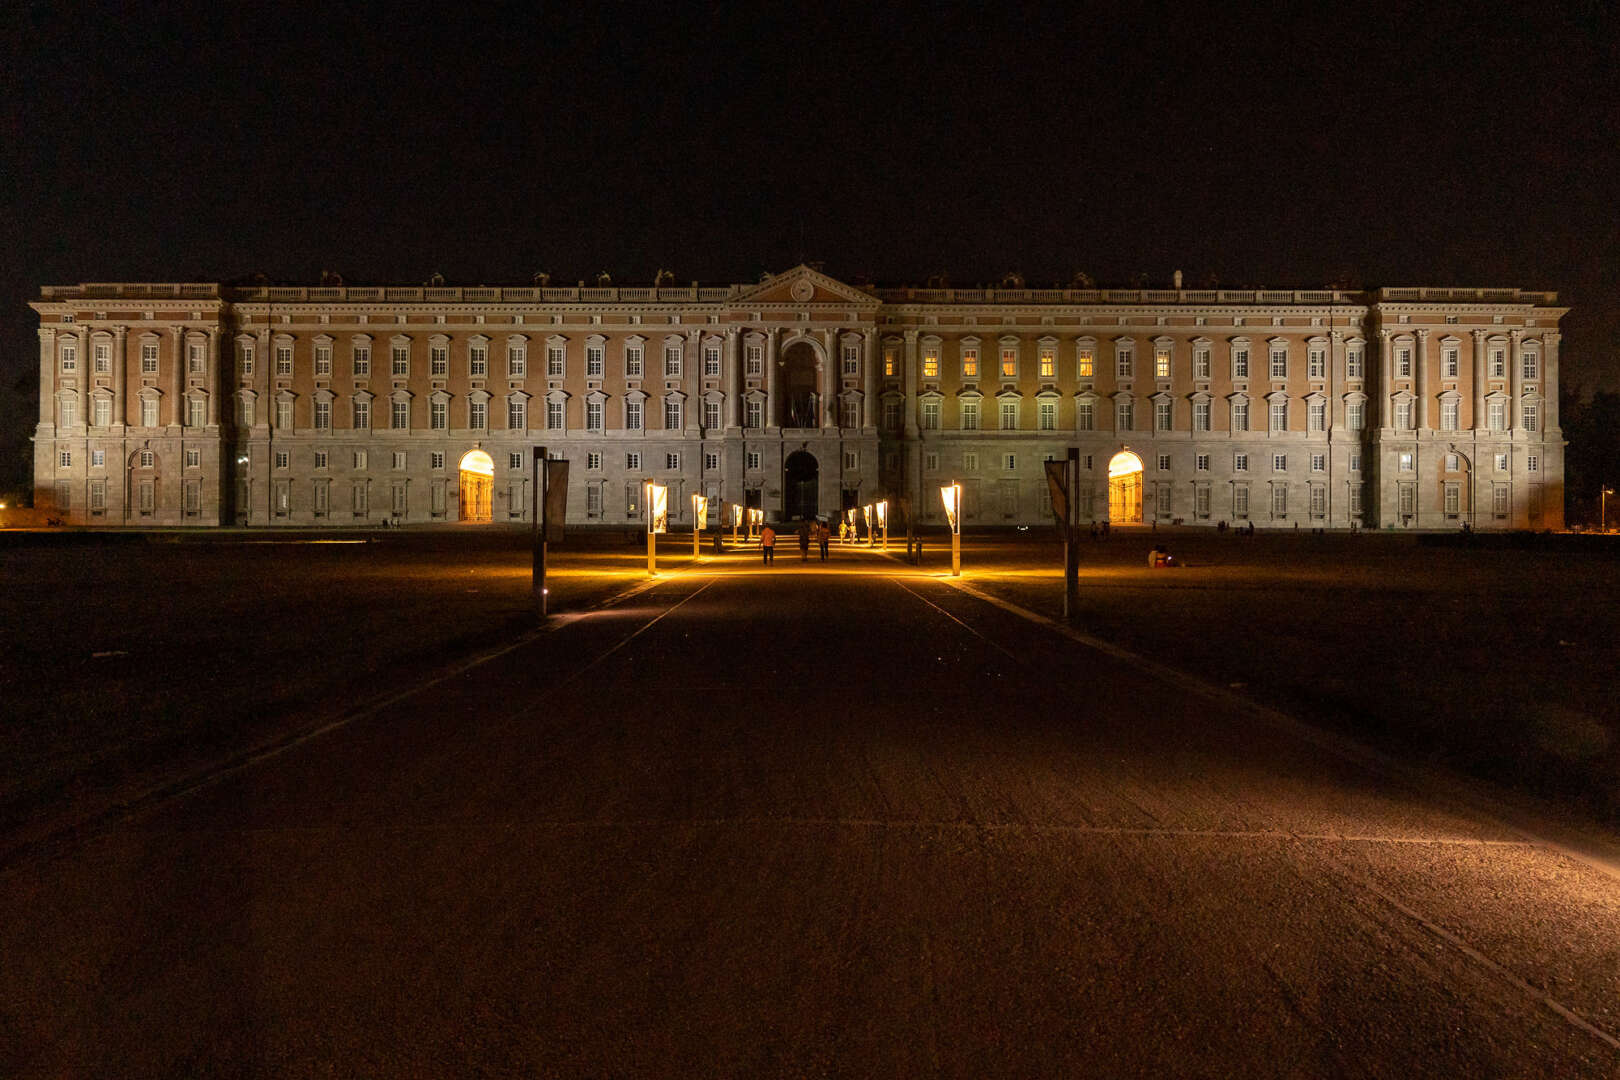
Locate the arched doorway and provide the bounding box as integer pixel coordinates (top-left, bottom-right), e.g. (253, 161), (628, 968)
(778, 342), (821, 428)
(458, 450), (494, 522)
(784, 450), (819, 521)
(1107, 451), (1144, 523)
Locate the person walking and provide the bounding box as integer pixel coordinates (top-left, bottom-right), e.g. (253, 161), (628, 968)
(817, 520), (831, 561)
(760, 522), (776, 565)
(798, 520), (811, 562)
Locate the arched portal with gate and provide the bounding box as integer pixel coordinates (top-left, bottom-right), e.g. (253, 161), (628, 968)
(458, 449), (494, 522)
(1108, 450), (1144, 523)
(784, 450), (819, 521)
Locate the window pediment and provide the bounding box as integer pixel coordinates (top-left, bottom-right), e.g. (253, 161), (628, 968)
(505, 389), (530, 403)
(353, 389), (375, 402)
(995, 387), (1023, 401)
(466, 389), (491, 404)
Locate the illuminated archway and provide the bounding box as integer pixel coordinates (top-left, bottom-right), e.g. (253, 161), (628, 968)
(458, 449), (494, 523)
(1107, 451), (1144, 524)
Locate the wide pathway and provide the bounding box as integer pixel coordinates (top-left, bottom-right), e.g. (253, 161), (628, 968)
(4, 553), (1619, 1076)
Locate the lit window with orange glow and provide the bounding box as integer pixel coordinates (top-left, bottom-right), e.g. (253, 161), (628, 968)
(1155, 348), (1171, 378)
(1077, 348), (1094, 379)
(1039, 347), (1055, 378)
(883, 347), (898, 377)
(961, 347), (979, 378)
(1001, 348), (1017, 378)
(923, 348), (940, 379)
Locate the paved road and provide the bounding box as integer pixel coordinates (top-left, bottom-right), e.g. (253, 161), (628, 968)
(5, 550), (1619, 1076)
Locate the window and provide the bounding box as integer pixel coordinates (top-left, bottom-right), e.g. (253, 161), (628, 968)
(1399, 485), (1415, 517)
(705, 451), (720, 471)
(1441, 399), (1459, 431)
(746, 451), (761, 470)
(469, 399), (487, 429)
(1077, 402), (1094, 431)
(430, 399), (447, 430)
(1272, 485), (1288, 516)
(1308, 401), (1325, 432)
(1077, 347), (1095, 379)
(626, 344), (643, 377)
(508, 398), (526, 429)
(353, 398), (371, 429)
(278, 343), (295, 376)
(188, 397), (206, 428)
(353, 343), (371, 375)
(626, 400), (643, 430)
(1234, 453), (1249, 473)
(1494, 486), (1510, 515)
(315, 342), (332, 375)
(1444, 453), (1460, 472)
(1521, 350), (1538, 380)
(1234, 485), (1249, 516)
(1151, 347), (1172, 379)
(962, 452), (979, 471)
(961, 346), (979, 379)
(92, 396), (111, 426)
(277, 397), (295, 429)
(1396, 347), (1412, 378)
(383, 399), (404, 429)
(60, 341), (77, 371)
(587, 452), (601, 470)
(707, 345), (724, 377)
(1310, 453), (1325, 472)
(1000, 346), (1018, 378)
(92, 342), (111, 373)
(746, 398), (763, 429)
(1193, 347), (1211, 379)
(316, 450), (330, 469)
(1490, 348), (1506, 378)
(846, 451), (862, 471)
(1270, 347), (1288, 379)
(508, 452), (522, 470)
(549, 344), (567, 377)
(1346, 347), (1363, 379)
(1312, 485), (1327, 517)
(922, 400), (940, 430)
(1039, 346), (1055, 378)
(1273, 453), (1287, 472)
(1116, 344), (1133, 378)
(664, 399), (682, 429)
(586, 344), (604, 377)
(839, 398), (859, 428)
(924, 451), (940, 472)
(1494, 453), (1508, 472)
(547, 399), (565, 430)
(429, 344), (447, 377)
(188, 343), (206, 374)
(1038, 400), (1056, 431)
(1156, 485), (1171, 518)
(1157, 453), (1171, 471)
(664, 452), (680, 470)
(1233, 346), (1249, 379)
(275, 450), (290, 469)
(237, 396), (254, 426)
(1443, 347), (1459, 378)
(91, 449), (106, 468)
(1308, 346), (1325, 379)
(58, 449), (72, 468)
(90, 479), (106, 511)
(1000, 401), (1018, 430)
(1522, 403), (1538, 432)
(1527, 455), (1539, 473)
(141, 397), (159, 427)
(1399, 451), (1414, 472)
(1194, 485), (1210, 517)
(1347, 402), (1364, 430)
(143, 341), (160, 374)
(1195, 454), (1210, 471)
(586, 485), (602, 518)
(841, 344), (858, 376)
(627, 452), (642, 470)
(139, 449), (155, 468)
(881, 399), (900, 431)
(587, 400), (603, 431)
(462, 342), (488, 377)
(1350, 484), (1364, 516)
(704, 399), (722, 429)
(352, 483), (369, 515)
(1395, 400), (1413, 430)
(664, 344), (682, 377)
(507, 343), (525, 377)
(1488, 399), (1506, 431)
(1232, 401), (1249, 432)
(1001, 453), (1017, 472)
(1116, 400), (1133, 430)
(923, 346), (940, 379)
(1192, 401), (1211, 432)
(1155, 400), (1172, 432)
(747, 344), (764, 376)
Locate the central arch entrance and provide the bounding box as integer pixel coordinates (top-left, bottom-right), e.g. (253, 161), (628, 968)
(1108, 451), (1144, 524)
(784, 450), (819, 521)
(458, 450), (494, 523)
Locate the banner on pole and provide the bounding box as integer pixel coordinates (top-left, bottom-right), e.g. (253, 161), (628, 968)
(940, 483), (961, 532)
(1044, 459), (1069, 536)
(544, 460), (569, 542)
(693, 494), (708, 531)
(648, 483), (668, 534)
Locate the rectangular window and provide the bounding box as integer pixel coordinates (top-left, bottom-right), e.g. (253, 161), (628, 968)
(277, 344), (295, 376)
(315, 343), (332, 375)
(1233, 348), (1249, 379)
(840, 398), (859, 428)
(1193, 348), (1210, 380)
(468, 344), (488, 377)
(188, 343), (206, 374)
(1522, 403), (1538, 432)
(1396, 400), (1412, 430)
(626, 344), (643, 377)
(92, 342), (111, 373)
(924, 451), (940, 472)
(141, 397), (159, 427)
(746, 451), (762, 471)
(1272, 484), (1288, 516)
(314, 481), (332, 515)
(705, 451), (720, 471)
(962, 452), (979, 471)
(1001, 453), (1016, 472)
(142, 341), (160, 374)
(1195, 485), (1210, 517)
(1399, 451), (1414, 472)
(58, 449), (72, 468)
(316, 450), (330, 469)
(747, 344), (764, 376)
(60, 342), (77, 371)
(387, 399), (406, 429)
(1490, 349), (1506, 378)
(1273, 453), (1287, 472)
(1000, 347), (1018, 378)
(1195, 454), (1210, 471)
(923, 347), (940, 379)
(1156, 453), (1171, 471)
(1444, 483), (1460, 515)
(664, 452), (680, 470)
(746, 398), (763, 429)
(1116, 346), (1133, 378)
(429, 345), (446, 377)
(1347, 402), (1364, 430)
(1488, 399), (1506, 431)
(1039, 346), (1056, 378)
(1234, 453), (1249, 473)
(922, 400), (940, 430)
(1527, 455), (1539, 473)
(1308, 401), (1325, 432)
(1077, 348), (1094, 379)
(1312, 485), (1327, 516)
(586, 344), (604, 377)
(92, 397), (111, 426)
(626, 400), (643, 430)
(1234, 485), (1249, 517)
(469, 400), (487, 429)
(1308, 347), (1325, 379)
(1399, 484), (1415, 517)
(353, 398), (371, 429)
(1444, 348), (1459, 377)
(548, 344), (566, 377)
(1000, 401), (1018, 430)
(1270, 401), (1288, 431)
(508, 399), (526, 430)
(704, 399), (722, 429)
(275, 450), (290, 469)
(1116, 400), (1133, 430)
(277, 398), (294, 429)
(353, 344), (371, 376)
(587, 400), (603, 431)
(1038, 400), (1056, 431)
(1350, 484), (1364, 516)
(1494, 486), (1510, 514)
(627, 452), (642, 470)
(507, 344), (525, 377)
(1494, 453), (1508, 472)
(707, 345), (724, 377)
(1396, 347), (1412, 378)
(1155, 348), (1171, 378)
(1155, 400), (1172, 432)
(242, 397), (258, 427)
(1346, 349), (1363, 379)
(1310, 453), (1325, 472)
(547, 399), (564, 430)
(1077, 402), (1094, 431)
(89, 478), (106, 511)
(1441, 400), (1459, 431)
(1193, 401), (1211, 432)
(188, 398), (206, 427)
(1156, 484), (1171, 518)
(91, 449), (106, 467)
(586, 452), (601, 470)
(846, 451), (861, 471)
(507, 452), (522, 470)
(585, 484), (602, 518)
(841, 344), (858, 376)
(430, 400), (446, 430)
(664, 400), (682, 429)
(1522, 352), (1538, 380)
(664, 345), (682, 377)
(961, 347), (979, 379)
(1233, 402), (1249, 432)
(353, 449), (368, 469)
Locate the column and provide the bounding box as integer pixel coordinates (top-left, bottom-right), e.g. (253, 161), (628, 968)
(1508, 330), (1523, 430)
(903, 331), (920, 438)
(1328, 330), (1343, 430)
(1544, 331), (1560, 430)
(37, 328), (55, 424)
(821, 327), (839, 429)
(112, 325), (128, 428)
(686, 328), (701, 435)
(1414, 328), (1430, 431)
(904, 330), (921, 518)
(764, 327), (778, 431)
(1378, 328), (1393, 430)
(207, 326), (222, 427)
(171, 325), (185, 427)
(1471, 329), (1486, 430)
(861, 330), (877, 429)
(76, 329), (88, 430)
(724, 328), (740, 431)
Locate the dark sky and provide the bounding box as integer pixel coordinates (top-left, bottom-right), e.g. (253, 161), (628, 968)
(3, 0), (1617, 484)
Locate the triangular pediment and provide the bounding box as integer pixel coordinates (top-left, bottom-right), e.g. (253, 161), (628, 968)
(736, 265), (880, 307)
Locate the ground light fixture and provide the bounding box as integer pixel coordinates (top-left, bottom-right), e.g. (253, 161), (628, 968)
(645, 480), (668, 574)
(874, 500), (888, 550)
(861, 504), (874, 546)
(731, 503), (744, 544)
(693, 494), (708, 557)
(941, 481), (962, 576)
(1604, 487), (1615, 533)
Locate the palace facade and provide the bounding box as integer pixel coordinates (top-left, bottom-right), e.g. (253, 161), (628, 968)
(30, 265), (1566, 530)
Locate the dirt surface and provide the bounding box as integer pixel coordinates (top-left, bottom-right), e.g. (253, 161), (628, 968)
(3, 534), (1619, 1075)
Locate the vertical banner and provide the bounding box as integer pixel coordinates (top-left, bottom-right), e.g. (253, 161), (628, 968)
(694, 494), (709, 531)
(941, 483), (961, 533)
(648, 483), (669, 534)
(544, 460), (569, 543)
(1044, 458), (1069, 538)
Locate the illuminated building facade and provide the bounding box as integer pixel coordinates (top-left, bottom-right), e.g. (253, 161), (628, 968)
(30, 266), (1566, 530)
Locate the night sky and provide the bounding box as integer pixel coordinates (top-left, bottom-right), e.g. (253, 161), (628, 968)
(3, 1), (1617, 490)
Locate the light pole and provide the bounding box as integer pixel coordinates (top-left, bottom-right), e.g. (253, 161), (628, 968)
(1604, 487), (1615, 533)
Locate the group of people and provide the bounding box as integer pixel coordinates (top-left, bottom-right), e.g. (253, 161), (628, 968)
(758, 519), (833, 564)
